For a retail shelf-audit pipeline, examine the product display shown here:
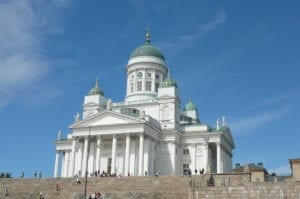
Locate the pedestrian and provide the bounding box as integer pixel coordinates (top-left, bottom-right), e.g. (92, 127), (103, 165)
(4, 188), (8, 196)
(76, 176), (81, 184)
(195, 169), (198, 175)
(56, 183), (60, 191)
(34, 171), (37, 178)
(39, 192), (44, 199)
(39, 171), (42, 178)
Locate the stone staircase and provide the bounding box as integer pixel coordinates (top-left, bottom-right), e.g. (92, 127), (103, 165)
(0, 174), (300, 199)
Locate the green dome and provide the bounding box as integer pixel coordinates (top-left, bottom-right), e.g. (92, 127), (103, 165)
(88, 79), (104, 96)
(130, 28), (165, 60)
(160, 74), (177, 88)
(184, 100), (197, 111)
(130, 43), (165, 60)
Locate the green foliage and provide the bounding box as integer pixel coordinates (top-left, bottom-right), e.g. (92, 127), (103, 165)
(0, 172), (12, 178)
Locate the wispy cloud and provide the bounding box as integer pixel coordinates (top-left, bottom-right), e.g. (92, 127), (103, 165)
(231, 107), (290, 135)
(252, 93), (299, 110)
(160, 11), (227, 52)
(0, 0), (73, 108)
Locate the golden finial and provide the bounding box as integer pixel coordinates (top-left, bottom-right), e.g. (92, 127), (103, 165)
(145, 28), (151, 44)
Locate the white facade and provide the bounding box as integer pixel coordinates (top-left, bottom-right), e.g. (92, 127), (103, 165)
(54, 30), (235, 177)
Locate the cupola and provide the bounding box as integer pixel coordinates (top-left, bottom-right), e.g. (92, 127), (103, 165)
(88, 78), (104, 96)
(160, 71), (177, 88)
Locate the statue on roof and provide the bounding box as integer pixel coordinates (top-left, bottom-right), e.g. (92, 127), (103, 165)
(74, 113), (80, 122)
(222, 116), (226, 127)
(216, 119), (221, 130)
(57, 130), (62, 140)
(107, 99), (112, 110)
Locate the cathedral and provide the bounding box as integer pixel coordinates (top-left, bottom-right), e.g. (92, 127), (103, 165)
(54, 30), (235, 177)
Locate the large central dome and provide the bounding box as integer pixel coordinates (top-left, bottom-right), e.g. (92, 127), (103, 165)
(130, 29), (165, 60)
(130, 43), (165, 60)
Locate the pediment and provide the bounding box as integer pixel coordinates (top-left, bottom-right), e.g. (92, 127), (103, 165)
(70, 110), (144, 128)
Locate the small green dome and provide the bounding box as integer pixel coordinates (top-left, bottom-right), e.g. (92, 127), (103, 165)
(130, 28), (165, 60)
(160, 74), (177, 88)
(184, 100), (197, 111)
(88, 79), (104, 96)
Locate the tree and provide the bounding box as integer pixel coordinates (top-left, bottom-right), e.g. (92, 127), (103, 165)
(0, 172), (12, 178)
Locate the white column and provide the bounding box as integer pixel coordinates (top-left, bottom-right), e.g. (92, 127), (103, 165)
(82, 136), (89, 176)
(54, 151), (60, 177)
(124, 134), (131, 176)
(95, 136), (102, 172)
(193, 144), (196, 174)
(61, 152), (65, 177)
(111, 134), (117, 175)
(203, 142), (208, 173)
(138, 133), (144, 175)
(217, 142), (221, 173)
(64, 152), (69, 177)
(144, 138), (149, 175)
(70, 138), (77, 176)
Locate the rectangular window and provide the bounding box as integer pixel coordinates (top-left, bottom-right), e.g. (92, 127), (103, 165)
(183, 149), (189, 155)
(147, 72), (152, 78)
(146, 81), (152, 91)
(137, 81), (142, 91)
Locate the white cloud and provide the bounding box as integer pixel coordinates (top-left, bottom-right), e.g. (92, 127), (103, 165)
(160, 11), (227, 52)
(199, 11), (227, 35)
(230, 107), (290, 135)
(0, 0), (73, 108)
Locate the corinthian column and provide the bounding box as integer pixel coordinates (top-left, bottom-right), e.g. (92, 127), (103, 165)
(111, 134), (117, 175)
(124, 134), (131, 175)
(54, 151), (60, 177)
(138, 133), (144, 176)
(70, 138), (77, 176)
(217, 142), (221, 173)
(82, 136), (89, 176)
(95, 136), (102, 172)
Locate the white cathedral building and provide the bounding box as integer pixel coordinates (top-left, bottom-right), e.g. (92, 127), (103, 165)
(54, 30), (235, 178)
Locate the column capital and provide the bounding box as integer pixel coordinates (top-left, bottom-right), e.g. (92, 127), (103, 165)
(71, 136), (78, 141)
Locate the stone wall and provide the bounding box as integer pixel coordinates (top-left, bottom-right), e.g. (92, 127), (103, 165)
(0, 174), (299, 199)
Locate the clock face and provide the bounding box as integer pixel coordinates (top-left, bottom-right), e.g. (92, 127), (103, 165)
(137, 72), (143, 78)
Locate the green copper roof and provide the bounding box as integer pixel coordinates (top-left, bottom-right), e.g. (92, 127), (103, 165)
(160, 72), (177, 88)
(130, 28), (165, 60)
(88, 79), (104, 96)
(184, 99), (197, 111)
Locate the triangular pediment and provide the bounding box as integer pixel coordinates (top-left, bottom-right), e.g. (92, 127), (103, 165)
(70, 110), (144, 128)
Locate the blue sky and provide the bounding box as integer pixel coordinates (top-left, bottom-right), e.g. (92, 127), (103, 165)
(0, 0), (299, 178)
